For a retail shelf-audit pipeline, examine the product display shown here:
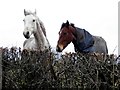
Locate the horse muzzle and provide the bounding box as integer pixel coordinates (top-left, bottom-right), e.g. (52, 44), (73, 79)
(56, 44), (64, 52)
(23, 31), (30, 39)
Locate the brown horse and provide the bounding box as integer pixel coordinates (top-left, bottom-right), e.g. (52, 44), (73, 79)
(56, 20), (108, 54)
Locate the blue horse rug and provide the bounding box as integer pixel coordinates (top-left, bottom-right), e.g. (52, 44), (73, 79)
(73, 27), (95, 53)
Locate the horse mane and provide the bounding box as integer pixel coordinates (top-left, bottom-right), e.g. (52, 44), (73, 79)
(37, 18), (46, 36)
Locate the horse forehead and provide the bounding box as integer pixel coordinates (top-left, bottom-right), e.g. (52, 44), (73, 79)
(24, 15), (36, 22)
(61, 27), (72, 34)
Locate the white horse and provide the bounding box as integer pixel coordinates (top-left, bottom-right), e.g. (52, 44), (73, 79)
(23, 9), (50, 51)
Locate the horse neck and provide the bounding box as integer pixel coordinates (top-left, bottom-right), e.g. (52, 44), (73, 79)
(74, 27), (84, 40)
(34, 20), (49, 50)
(72, 27), (84, 45)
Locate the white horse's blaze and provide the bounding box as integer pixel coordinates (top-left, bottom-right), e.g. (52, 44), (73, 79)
(23, 9), (50, 51)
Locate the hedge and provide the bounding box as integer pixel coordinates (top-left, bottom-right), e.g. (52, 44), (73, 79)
(1, 47), (120, 89)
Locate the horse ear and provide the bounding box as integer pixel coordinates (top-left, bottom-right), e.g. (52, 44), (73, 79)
(61, 23), (65, 29)
(34, 9), (37, 15)
(71, 23), (75, 28)
(66, 20), (69, 27)
(24, 9), (28, 16)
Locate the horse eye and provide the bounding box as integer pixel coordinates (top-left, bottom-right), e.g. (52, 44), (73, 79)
(59, 31), (61, 35)
(23, 19), (25, 22)
(63, 32), (67, 35)
(33, 19), (35, 22)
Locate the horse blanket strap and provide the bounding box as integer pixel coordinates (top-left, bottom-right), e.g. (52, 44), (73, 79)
(74, 27), (94, 53)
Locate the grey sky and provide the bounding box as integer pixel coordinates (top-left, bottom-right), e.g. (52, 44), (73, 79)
(0, 0), (118, 55)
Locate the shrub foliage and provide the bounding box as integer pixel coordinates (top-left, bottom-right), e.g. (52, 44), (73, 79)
(1, 47), (120, 89)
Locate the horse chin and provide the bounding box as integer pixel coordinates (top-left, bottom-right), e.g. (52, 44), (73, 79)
(56, 46), (62, 52)
(56, 44), (69, 52)
(56, 45), (64, 52)
(24, 35), (30, 39)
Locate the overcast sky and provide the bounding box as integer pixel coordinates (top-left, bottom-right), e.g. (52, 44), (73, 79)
(0, 0), (118, 55)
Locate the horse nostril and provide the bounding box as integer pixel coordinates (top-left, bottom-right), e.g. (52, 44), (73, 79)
(23, 31), (30, 39)
(26, 31), (29, 35)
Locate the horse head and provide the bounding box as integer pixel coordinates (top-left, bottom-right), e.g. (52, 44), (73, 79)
(56, 20), (76, 52)
(23, 9), (38, 39)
